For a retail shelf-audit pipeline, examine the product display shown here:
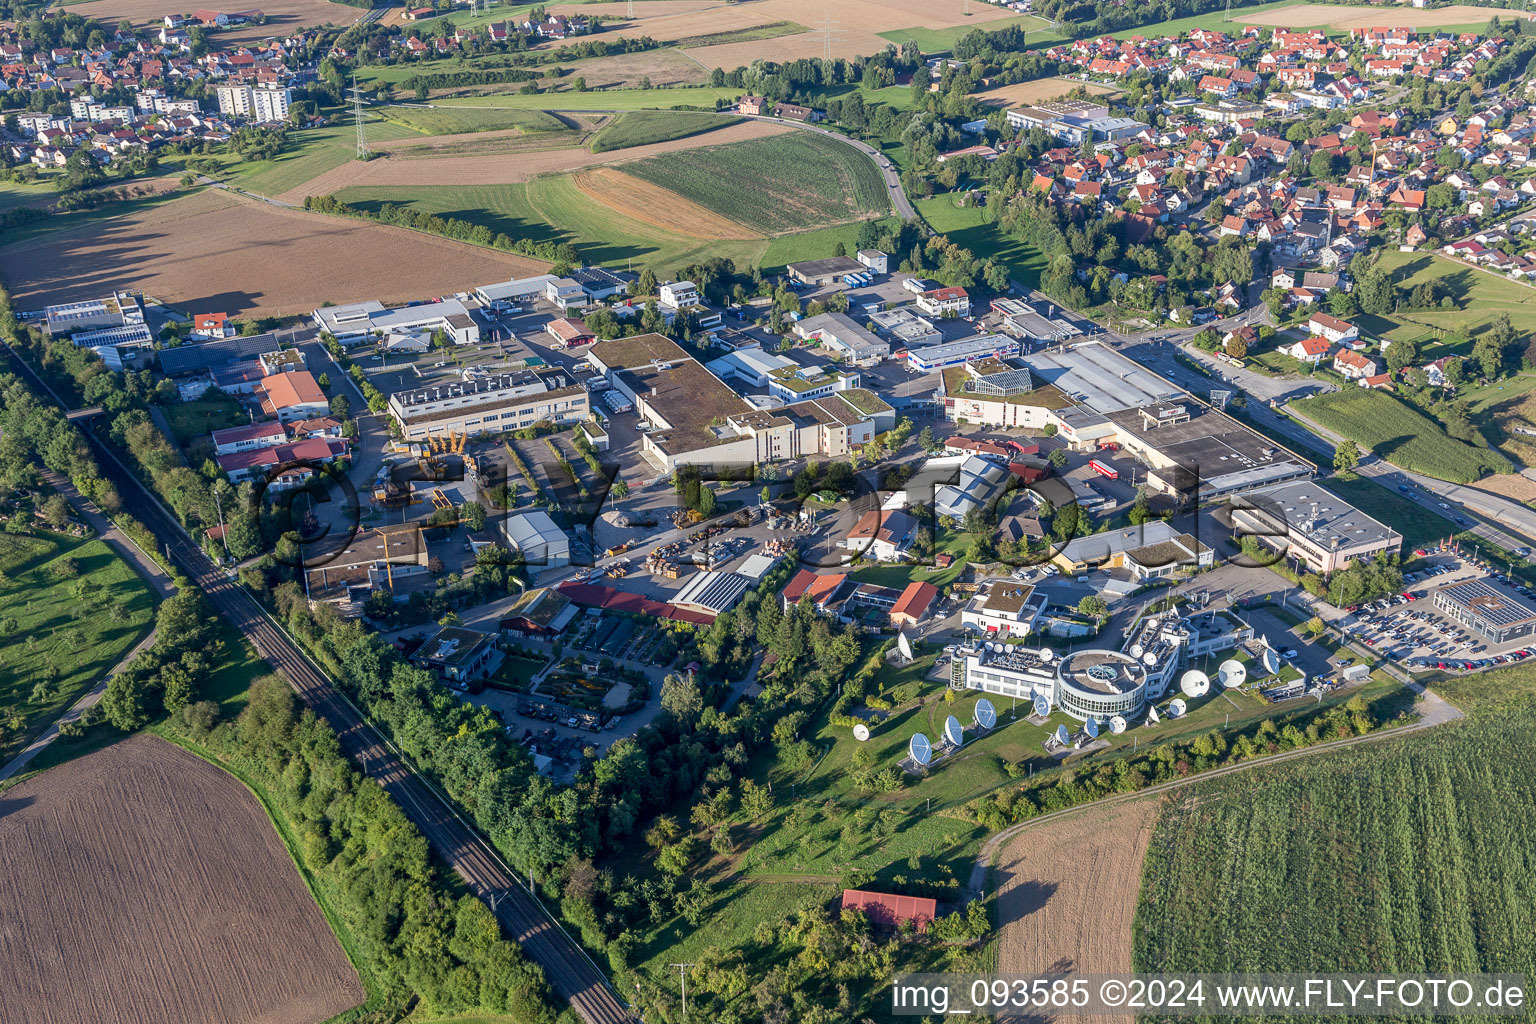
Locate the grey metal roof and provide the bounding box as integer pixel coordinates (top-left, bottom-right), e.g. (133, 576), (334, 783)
(157, 332), (282, 374)
(1024, 342), (1181, 414)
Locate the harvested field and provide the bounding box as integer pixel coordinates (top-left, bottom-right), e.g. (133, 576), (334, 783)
(0, 188), (547, 316)
(60, 0), (362, 45)
(0, 733), (363, 1024)
(974, 78), (1119, 108)
(551, 0), (1016, 61)
(572, 167), (761, 239)
(281, 117), (791, 200)
(555, 46), (715, 88)
(1245, 2), (1532, 28)
(996, 799), (1159, 1023)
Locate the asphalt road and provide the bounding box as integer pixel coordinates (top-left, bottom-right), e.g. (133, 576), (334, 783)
(4, 350), (633, 1024)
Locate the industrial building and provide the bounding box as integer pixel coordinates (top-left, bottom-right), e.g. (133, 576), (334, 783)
(44, 290), (151, 370)
(906, 334), (1019, 372)
(672, 571), (753, 617)
(869, 307), (942, 349)
(1105, 403), (1313, 501)
(941, 358), (1072, 429)
(793, 312), (890, 365)
(785, 256), (863, 286)
(1052, 521), (1212, 578)
(411, 625), (497, 684)
(1434, 579), (1536, 644)
(502, 510), (570, 570)
(950, 644), (1153, 723)
(1228, 481), (1402, 574)
(992, 298), (1082, 342)
(386, 369), (588, 440)
(312, 298), (478, 345)
(303, 525), (430, 616)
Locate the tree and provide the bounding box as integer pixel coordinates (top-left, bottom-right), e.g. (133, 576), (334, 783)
(1309, 150), (1335, 181)
(1473, 334), (1504, 380)
(1127, 488), (1152, 526)
(40, 494), (72, 529)
(1226, 333), (1248, 359)
(1333, 438), (1360, 474)
(461, 499), (487, 532)
(660, 672), (702, 727)
(611, 477), (629, 500)
(1078, 594), (1108, 619)
(1048, 448), (1068, 469)
(697, 484), (717, 518)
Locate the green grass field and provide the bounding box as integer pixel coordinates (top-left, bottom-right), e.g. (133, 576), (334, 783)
(622, 132), (890, 235)
(377, 104), (569, 136)
(0, 178), (54, 212)
(1317, 473), (1456, 556)
(1136, 709), (1536, 979)
(435, 86), (740, 111)
(672, 20), (808, 48)
(589, 109), (741, 153)
(878, 13), (1053, 52)
(0, 534), (155, 764)
(334, 178), (771, 272)
(1291, 389), (1512, 484)
(164, 394), (247, 443)
(1374, 250), (1536, 347)
(917, 193), (1048, 289)
(222, 120), (418, 198)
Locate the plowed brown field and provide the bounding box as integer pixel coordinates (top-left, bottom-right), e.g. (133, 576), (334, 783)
(572, 167), (761, 239)
(0, 734), (363, 1024)
(0, 188), (547, 316)
(280, 117), (790, 201)
(1245, 3), (1532, 28)
(553, 0), (1017, 60)
(995, 799), (1160, 1024)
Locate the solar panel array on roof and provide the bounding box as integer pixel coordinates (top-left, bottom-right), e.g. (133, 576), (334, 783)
(158, 333), (282, 375)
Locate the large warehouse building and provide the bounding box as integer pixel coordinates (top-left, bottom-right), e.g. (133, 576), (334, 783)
(387, 369), (589, 440)
(1228, 481), (1402, 574)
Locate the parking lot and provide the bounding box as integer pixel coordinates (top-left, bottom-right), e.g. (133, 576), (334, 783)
(1345, 560), (1536, 673)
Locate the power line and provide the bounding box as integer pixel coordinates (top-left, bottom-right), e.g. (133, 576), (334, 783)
(351, 74), (367, 160)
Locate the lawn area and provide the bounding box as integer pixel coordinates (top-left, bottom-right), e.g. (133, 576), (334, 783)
(0, 178), (54, 212)
(878, 13), (1053, 52)
(1318, 473), (1457, 556)
(0, 533), (155, 764)
(163, 393), (247, 443)
(1373, 250), (1536, 347)
(589, 109), (741, 153)
(435, 86), (740, 110)
(221, 121), (419, 198)
(1291, 387), (1512, 484)
(1136, 708), (1536, 981)
(621, 132), (891, 235)
(377, 104), (568, 136)
(916, 193), (1047, 289)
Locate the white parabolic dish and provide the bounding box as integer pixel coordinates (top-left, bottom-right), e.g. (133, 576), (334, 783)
(909, 732), (932, 766)
(1218, 659), (1247, 688)
(1109, 715), (1127, 734)
(853, 723), (870, 742)
(944, 715), (964, 746)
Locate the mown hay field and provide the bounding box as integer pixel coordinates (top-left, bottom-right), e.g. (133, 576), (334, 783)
(283, 118), (790, 201)
(0, 188), (548, 316)
(0, 733), (364, 1024)
(620, 132), (891, 235)
(997, 799), (1160, 1024)
(1291, 388), (1511, 484)
(1135, 711), (1536, 981)
(572, 168), (760, 239)
(1245, 3), (1532, 29)
(973, 78), (1119, 108)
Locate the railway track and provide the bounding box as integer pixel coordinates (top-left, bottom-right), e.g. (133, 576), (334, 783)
(3, 348), (632, 1024)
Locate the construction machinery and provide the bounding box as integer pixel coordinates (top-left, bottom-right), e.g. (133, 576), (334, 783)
(372, 480), (412, 508)
(671, 507), (704, 528)
(417, 456), (446, 481)
(429, 487), (454, 513)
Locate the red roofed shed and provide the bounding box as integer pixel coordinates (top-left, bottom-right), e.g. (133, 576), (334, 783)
(841, 889), (937, 932)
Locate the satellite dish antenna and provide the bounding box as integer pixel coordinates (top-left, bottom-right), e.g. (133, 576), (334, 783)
(1180, 669), (1210, 698)
(1039, 647), (1054, 663)
(1054, 724), (1071, 746)
(897, 631), (914, 661)
(974, 698), (996, 730)
(944, 715), (964, 747)
(1109, 715), (1127, 734)
(1130, 643), (1144, 658)
(1142, 651), (1157, 666)
(1085, 717), (1100, 739)
(1218, 659), (1247, 689)
(909, 732), (932, 766)
(1168, 697), (1187, 718)
(1032, 693), (1050, 717)
(1262, 649), (1281, 675)
(985, 641), (996, 654)
(1146, 705), (1161, 724)
(853, 723), (870, 742)
(1146, 618), (1160, 633)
